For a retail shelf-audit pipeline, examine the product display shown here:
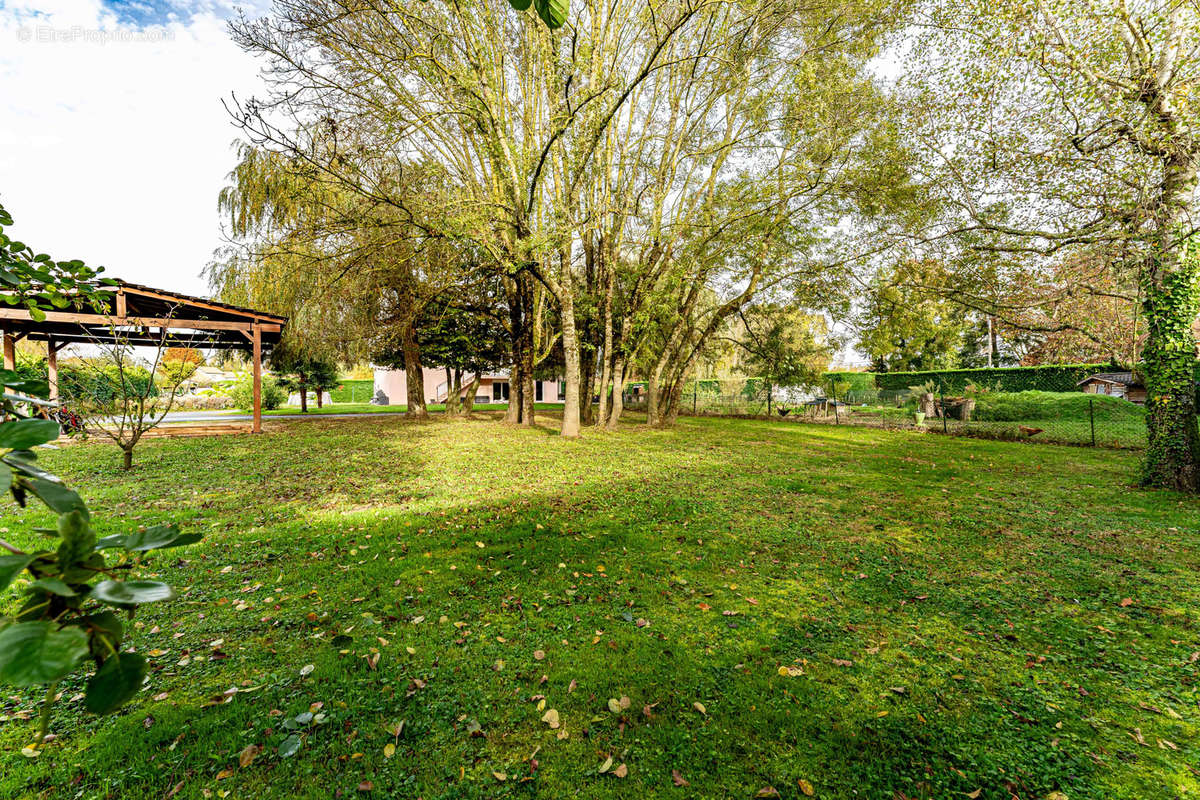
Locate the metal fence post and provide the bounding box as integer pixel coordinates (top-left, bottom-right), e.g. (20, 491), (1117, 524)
(1089, 397), (1096, 447)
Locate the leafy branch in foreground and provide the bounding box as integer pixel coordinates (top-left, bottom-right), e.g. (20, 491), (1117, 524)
(0, 367), (201, 748)
(0, 202), (201, 748)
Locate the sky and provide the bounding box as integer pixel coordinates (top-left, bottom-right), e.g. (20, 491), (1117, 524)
(0, 0), (269, 297)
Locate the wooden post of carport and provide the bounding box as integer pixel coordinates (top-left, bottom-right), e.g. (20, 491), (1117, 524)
(47, 337), (59, 400)
(252, 322), (262, 434)
(2, 326), (14, 371)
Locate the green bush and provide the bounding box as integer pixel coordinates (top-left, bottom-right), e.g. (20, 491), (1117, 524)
(60, 363), (159, 406)
(822, 371), (875, 392)
(228, 374), (286, 411)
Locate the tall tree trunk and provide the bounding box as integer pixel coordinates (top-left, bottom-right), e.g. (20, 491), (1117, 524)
(316, 388), (323, 409)
(462, 371), (481, 417)
(299, 376), (308, 413)
(579, 349), (595, 426)
(519, 272), (536, 426)
(504, 276), (523, 424)
(401, 320), (427, 419)
(122, 447), (133, 471)
(444, 367), (462, 417)
(607, 356), (626, 430)
(1141, 150), (1200, 492)
(559, 263), (582, 439)
(597, 261), (614, 426)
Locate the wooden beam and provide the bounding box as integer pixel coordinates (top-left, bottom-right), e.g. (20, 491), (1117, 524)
(0, 307), (281, 333)
(117, 284), (286, 324)
(252, 324), (262, 434)
(47, 337), (58, 401)
(115, 290), (126, 322)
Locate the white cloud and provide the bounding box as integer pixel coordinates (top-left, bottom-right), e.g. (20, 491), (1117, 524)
(0, 0), (267, 297)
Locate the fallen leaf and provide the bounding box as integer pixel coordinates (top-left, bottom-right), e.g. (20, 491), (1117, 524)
(598, 756), (613, 774)
(492, 771), (507, 782)
(383, 743), (395, 759)
(534, 650), (546, 661)
(357, 781), (373, 792)
(965, 790), (981, 799)
(299, 664), (314, 677)
(672, 769), (690, 786)
(798, 778), (815, 796)
(693, 701), (707, 715)
(541, 708), (560, 729)
(755, 788), (780, 798)
(613, 763), (628, 778)
(607, 698), (622, 714)
(1119, 598), (1133, 607)
(238, 744), (262, 768)
(831, 658), (853, 667)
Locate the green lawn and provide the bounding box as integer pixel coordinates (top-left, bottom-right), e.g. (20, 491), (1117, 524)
(2, 414), (1198, 799)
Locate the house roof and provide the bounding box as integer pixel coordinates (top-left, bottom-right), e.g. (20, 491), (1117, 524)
(0, 278), (286, 350)
(1077, 371), (1138, 387)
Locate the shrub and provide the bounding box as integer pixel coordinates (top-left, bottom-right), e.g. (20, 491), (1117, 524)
(173, 394), (234, 410)
(228, 374), (286, 411)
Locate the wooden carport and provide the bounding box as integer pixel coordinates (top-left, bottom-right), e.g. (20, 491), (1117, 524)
(0, 280), (286, 433)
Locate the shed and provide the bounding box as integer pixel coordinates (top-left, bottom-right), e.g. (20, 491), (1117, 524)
(1, 279), (286, 432)
(1077, 372), (1146, 404)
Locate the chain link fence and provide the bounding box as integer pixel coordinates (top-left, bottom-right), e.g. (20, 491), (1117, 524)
(625, 374), (1151, 449)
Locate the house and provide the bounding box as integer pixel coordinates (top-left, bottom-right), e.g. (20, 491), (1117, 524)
(372, 365), (562, 406)
(1077, 372), (1147, 403)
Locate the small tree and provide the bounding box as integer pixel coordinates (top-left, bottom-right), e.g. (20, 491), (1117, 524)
(65, 321), (194, 470)
(270, 343), (339, 412)
(733, 305), (832, 415)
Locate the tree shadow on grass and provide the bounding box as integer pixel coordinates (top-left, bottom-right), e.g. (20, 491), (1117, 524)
(4, 416), (1196, 799)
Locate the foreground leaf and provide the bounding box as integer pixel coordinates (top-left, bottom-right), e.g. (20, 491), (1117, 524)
(0, 622), (88, 686)
(85, 653), (147, 714)
(92, 580), (176, 606)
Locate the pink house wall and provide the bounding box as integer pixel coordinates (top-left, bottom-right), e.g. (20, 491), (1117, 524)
(372, 367), (561, 405)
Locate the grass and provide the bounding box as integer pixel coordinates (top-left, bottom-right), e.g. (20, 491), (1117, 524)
(835, 391), (1148, 449)
(2, 413), (1198, 799)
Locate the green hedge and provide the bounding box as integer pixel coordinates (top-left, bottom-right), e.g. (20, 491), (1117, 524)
(329, 379), (373, 403)
(869, 364), (1111, 393)
(822, 372), (876, 392)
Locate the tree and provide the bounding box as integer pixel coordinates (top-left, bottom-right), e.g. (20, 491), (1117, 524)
(732, 305), (832, 415)
(270, 342), (339, 413)
(227, 0), (904, 439)
(901, 0), (1200, 490)
(854, 260), (970, 372)
(65, 323), (194, 470)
